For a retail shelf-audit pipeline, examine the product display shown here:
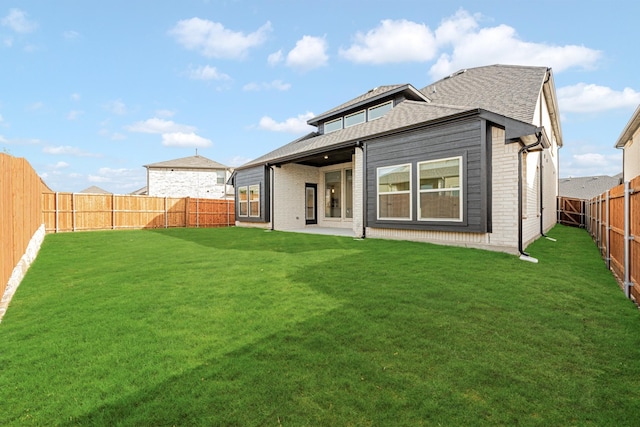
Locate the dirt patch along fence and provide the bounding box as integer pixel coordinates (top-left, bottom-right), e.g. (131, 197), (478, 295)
(0, 153), (49, 303)
(585, 175), (640, 303)
(42, 193), (235, 232)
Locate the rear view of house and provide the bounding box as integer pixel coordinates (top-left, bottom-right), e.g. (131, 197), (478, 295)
(231, 64), (562, 255)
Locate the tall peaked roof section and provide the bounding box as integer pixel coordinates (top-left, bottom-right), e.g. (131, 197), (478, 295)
(144, 155), (228, 169)
(421, 64), (548, 124)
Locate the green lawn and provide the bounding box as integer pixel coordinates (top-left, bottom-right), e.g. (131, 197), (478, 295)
(1, 225), (639, 426)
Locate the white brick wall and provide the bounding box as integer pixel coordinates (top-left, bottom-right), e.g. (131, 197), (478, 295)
(148, 168), (232, 199)
(272, 164), (318, 230)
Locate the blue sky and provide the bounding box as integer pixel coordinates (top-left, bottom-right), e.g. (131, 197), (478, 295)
(1, 0), (638, 193)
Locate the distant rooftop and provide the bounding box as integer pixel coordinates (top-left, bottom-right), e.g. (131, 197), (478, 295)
(559, 174), (622, 200)
(144, 155), (228, 170)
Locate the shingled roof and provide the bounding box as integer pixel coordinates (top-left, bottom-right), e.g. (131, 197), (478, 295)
(144, 155), (228, 170)
(239, 64), (559, 170)
(559, 174), (622, 200)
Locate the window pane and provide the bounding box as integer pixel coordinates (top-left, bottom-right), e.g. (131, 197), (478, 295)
(249, 185), (260, 217)
(420, 191), (460, 219)
(418, 158), (462, 221)
(238, 187), (248, 216)
(324, 118), (342, 134)
(379, 194), (410, 218)
(325, 170), (342, 218)
(345, 110), (365, 128)
(345, 169), (353, 218)
(368, 101), (393, 120)
(378, 165), (410, 193)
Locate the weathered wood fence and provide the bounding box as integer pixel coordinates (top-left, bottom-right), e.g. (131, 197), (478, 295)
(42, 193), (235, 232)
(585, 175), (640, 303)
(0, 153), (48, 301)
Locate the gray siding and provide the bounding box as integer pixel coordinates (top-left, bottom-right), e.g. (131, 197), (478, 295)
(365, 116), (490, 233)
(234, 165), (270, 223)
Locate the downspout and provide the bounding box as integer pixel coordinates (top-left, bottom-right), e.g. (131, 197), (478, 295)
(357, 141), (367, 239)
(518, 132), (542, 261)
(268, 164), (275, 231)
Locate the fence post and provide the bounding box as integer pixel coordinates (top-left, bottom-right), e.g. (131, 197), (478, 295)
(55, 192), (59, 233)
(72, 193), (76, 232)
(196, 198), (199, 228)
(605, 190), (610, 269)
(624, 181), (632, 298)
(112, 194), (116, 230)
(164, 197), (168, 229)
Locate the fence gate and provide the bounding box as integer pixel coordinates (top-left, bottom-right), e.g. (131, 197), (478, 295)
(557, 197), (585, 228)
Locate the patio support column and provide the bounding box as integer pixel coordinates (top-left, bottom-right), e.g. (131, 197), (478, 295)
(353, 144), (364, 238)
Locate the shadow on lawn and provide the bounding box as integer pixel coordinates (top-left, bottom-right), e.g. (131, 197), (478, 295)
(147, 226), (359, 255)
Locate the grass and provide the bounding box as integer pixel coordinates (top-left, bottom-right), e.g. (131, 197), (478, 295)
(1, 225), (639, 426)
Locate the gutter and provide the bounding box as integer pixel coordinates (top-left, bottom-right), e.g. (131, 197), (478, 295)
(518, 132), (543, 263)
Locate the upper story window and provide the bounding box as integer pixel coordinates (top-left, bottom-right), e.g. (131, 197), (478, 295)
(368, 101), (393, 121)
(322, 101), (394, 134)
(324, 117), (343, 134)
(344, 110), (365, 128)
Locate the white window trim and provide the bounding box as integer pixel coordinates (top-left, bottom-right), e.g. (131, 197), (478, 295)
(248, 184), (260, 218)
(417, 156), (463, 222)
(377, 163), (412, 221)
(368, 101), (393, 121)
(344, 109), (365, 128)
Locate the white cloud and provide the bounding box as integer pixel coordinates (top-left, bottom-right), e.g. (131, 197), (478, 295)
(243, 79), (291, 92)
(126, 118), (196, 134)
(54, 161), (69, 169)
(67, 110), (83, 120)
(1, 9), (37, 34)
(339, 19), (437, 64)
(557, 83), (640, 113)
(186, 64), (230, 81)
(562, 151), (623, 177)
(103, 99), (128, 115)
(63, 30), (80, 40)
(70, 93), (81, 101)
(258, 112), (315, 133)
(169, 18), (271, 59)
(267, 50), (283, 66)
(427, 10), (602, 79)
(43, 145), (100, 157)
(228, 155), (252, 167)
(286, 36), (328, 72)
(161, 132), (212, 148)
(28, 101), (44, 111)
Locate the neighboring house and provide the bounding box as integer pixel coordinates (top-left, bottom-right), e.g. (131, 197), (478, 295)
(79, 185), (111, 194)
(230, 64), (562, 255)
(559, 174), (622, 200)
(130, 186), (148, 196)
(144, 155), (233, 199)
(615, 105), (640, 181)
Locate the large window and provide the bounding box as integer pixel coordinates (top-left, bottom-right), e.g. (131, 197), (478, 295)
(325, 171), (342, 218)
(377, 164), (411, 219)
(418, 157), (462, 221)
(238, 186), (248, 217)
(368, 101), (393, 121)
(249, 184), (260, 217)
(344, 110), (365, 128)
(324, 117), (343, 134)
(345, 169), (353, 218)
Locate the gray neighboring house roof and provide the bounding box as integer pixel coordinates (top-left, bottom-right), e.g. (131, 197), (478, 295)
(238, 64), (560, 170)
(559, 174), (622, 200)
(144, 155), (228, 170)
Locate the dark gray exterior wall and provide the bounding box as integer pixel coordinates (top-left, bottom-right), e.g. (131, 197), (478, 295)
(365, 116), (492, 233)
(234, 165), (270, 223)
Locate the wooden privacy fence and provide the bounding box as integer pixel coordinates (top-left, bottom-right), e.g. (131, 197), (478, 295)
(0, 153), (47, 300)
(585, 175), (640, 303)
(557, 197), (585, 228)
(42, 193), (235, 232)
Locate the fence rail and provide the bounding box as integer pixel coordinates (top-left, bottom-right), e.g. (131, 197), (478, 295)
(557, 197), (585, 227)
(585, 175), (640, 303)
(42, 193), (235, 232)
